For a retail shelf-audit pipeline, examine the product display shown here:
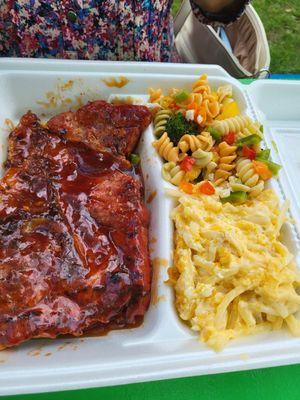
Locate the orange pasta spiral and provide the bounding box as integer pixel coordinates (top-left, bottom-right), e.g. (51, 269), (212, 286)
(214, 141), (237, 186)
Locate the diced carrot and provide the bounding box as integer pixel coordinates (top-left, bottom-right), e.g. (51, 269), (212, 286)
(198, 181), (215, 195)
(252, 160), (273, 180)
(179, 181), (194, 194)
(188, 102), (198, 110)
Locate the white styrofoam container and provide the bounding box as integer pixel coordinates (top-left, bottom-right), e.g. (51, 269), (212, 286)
(0, 59), (299, 396)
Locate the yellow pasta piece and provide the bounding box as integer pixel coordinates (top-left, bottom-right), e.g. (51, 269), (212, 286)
(153, 132), (179, 163)
(162, 162), (201, 186)
(160, 95), (175, 109)
(148, 88), (163, 103)
(214, 142), (237, 186)
(178, 134), (202, 153)
(185, 166), (202, 182)
(217, 84), (232, 104)
(211, 115), (251, 136)
(198, 131), (215, 151)
(203, 160), (218, 181)
(162, 162), (186, 186)
(201, 95), (221, 124)
(228, 176), (250, 193)
(237, 121), (263, 139)
(236, 157), (264, 198)
(178, 131), (215, 153)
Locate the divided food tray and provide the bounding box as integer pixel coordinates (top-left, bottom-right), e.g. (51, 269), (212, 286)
(0, 59), (299, 396)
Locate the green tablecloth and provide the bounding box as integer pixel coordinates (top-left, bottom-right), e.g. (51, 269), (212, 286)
(4, 364), (300, 400)
(3, 76), (300, 400)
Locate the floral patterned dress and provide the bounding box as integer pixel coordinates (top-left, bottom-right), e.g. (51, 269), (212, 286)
(0, 0), (248, 61)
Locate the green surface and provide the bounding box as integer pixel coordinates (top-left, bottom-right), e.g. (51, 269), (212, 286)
(3, 364), (300, 400)
(172, 0), (300, 73)
(172, 0), (182, 15)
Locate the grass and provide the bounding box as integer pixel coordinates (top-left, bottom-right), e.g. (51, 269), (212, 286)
(172, 0), (300, 73)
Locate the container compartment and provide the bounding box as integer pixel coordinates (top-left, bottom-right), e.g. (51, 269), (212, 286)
(0, 61), (299, 395)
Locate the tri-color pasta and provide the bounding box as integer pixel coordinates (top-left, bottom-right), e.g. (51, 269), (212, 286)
(153, 109), (173, 137)
(236, 158), (264, 197)
(150, 74), (281, 202)
(152, 132), (179, 163)
(214, 142), (237, 186)
(211, 115), (251, 135)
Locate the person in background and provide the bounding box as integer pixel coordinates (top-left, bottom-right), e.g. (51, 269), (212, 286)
(0, 0), (250, 62)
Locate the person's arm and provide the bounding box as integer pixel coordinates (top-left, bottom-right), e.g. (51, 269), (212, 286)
(190, 0), (250, 25)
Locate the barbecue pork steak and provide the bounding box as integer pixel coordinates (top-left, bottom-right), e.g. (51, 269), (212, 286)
(0, 101), (151, 348)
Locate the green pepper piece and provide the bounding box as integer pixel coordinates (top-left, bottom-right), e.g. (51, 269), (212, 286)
(236, 134), (262, 148)
(256, 149), (270, 161)
(130, 153), (141, 165)
(260, 125), (264, 133)
(207, 127), (222, 142)
(174, 90), (189, 103)
(221, 191), (247, 204)
(262, 160), (282, 176)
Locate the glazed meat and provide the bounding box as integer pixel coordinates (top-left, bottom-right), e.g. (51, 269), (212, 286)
(0, 102), (151, 349)
(47, 100), (151, 156)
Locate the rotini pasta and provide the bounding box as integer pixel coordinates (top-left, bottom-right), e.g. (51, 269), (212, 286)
(236, 157), (264, 197)
(185, 166), (202, 182)
(192, 74), (211, 97)
(162, 162), (186, 186)
(178, 131), (215, 153)
(211, 115), (251, 136)
(236, 157), (260, 186)
(249, 180), (265, 198)
(153, 109), (173, 137)
(178, 134), (203, 153)
(228, 176), (250, 192)
(153, 132), (179, 163)
(201, 95), (221, 125)
(148, 88), (163, 103)
(150, 74), (278, 200)
(160, 95), (176, 110)
(214, 142), (237, 186)
(162, 162), (201, 186)
(204, 161), (218, 180)
(198, 131), (215, 151)
(188, 92), (204, 107)
(217, 84), (233, 104)
(192, 148), (213, 168)
(237, 121), (263, 140)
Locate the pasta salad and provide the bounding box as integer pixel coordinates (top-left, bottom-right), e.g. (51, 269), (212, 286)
(150, 74), (281, 203)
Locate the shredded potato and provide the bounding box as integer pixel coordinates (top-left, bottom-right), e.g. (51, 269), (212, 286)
(171, 189), (300, 351)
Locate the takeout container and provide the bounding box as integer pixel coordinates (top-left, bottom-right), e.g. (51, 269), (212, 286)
(0, 59), (299, 396)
